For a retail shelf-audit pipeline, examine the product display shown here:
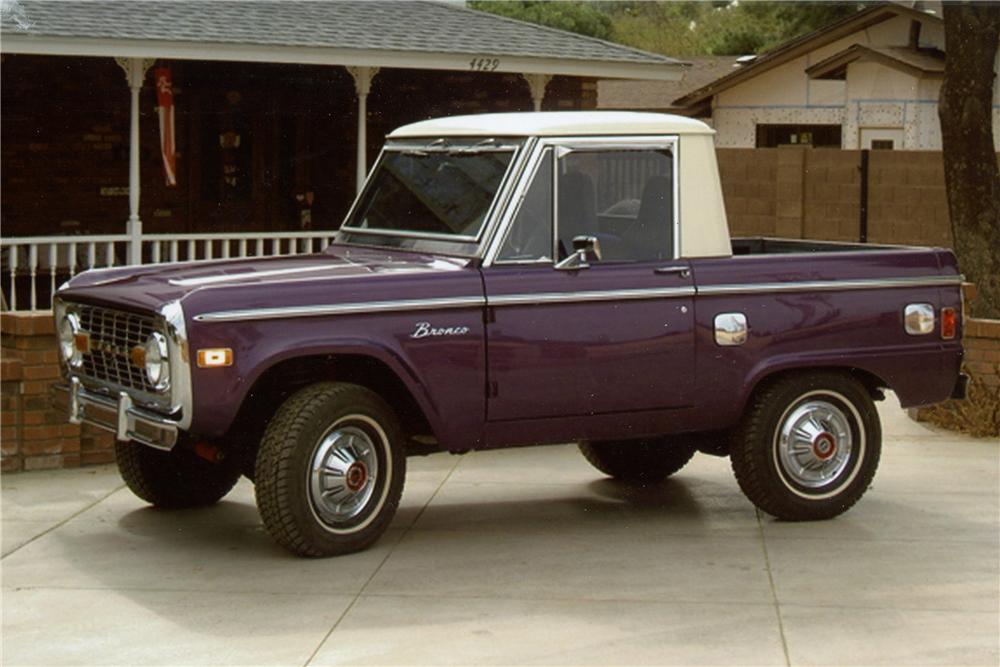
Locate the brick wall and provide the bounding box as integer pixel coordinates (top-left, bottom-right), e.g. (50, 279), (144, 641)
(916, 315), (1000, 438)
(963, 319), (1000, 391)
(0, 313), (114, 472)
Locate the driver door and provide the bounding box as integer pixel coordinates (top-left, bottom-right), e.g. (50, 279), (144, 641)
(481, 139), (695, 424)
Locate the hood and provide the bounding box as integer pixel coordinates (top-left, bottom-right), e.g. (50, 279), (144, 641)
(57, 245), (474, 316)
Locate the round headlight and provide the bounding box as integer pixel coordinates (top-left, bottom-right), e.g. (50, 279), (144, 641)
(58, 312), (83, 368)
(143, 332), (170, 391)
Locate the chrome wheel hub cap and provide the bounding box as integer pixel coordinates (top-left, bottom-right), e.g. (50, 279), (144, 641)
(777, 400), (853, 488)
(309, 425), (378, 525)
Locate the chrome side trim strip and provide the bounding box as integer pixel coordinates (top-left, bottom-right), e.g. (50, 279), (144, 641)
(193, 276), (960, 322)
(194, 295), (486, 323)
(696, 275), (963, 296)
(489, 286), (696, 307)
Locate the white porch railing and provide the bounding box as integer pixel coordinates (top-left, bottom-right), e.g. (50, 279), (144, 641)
(1, 231), (338, 312)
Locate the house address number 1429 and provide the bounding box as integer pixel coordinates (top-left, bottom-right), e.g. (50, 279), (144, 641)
(469, 58), (500, 71)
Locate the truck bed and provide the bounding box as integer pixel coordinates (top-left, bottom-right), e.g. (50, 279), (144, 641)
(732, 237), (913, 256)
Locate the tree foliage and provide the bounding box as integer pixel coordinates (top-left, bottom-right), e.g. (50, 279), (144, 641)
(468, 1), (613, 41)
(470, 2), (869, 57)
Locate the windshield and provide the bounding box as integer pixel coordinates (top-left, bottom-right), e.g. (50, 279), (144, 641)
(343, 142), (518, 241)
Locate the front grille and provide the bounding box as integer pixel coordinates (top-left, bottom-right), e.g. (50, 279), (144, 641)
(77, 304), (160, 393)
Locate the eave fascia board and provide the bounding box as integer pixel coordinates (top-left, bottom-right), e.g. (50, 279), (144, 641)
(806, 46), (940, 81)
(0, 35), (684, 81)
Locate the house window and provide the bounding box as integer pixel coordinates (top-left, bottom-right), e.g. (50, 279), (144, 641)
(756, 124), (842, 148)
(871, 140), (895, 150)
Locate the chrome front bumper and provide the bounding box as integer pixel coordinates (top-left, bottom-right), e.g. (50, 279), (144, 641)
(53, 378), (179, 451)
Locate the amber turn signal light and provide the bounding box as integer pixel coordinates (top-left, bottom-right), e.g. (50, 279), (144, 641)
(941, 308), (957, 340)
(197, 348), (233, 368)
(73, 332), (90, 354)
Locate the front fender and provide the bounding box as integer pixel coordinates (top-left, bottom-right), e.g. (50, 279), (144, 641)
(183, 309), (486, 449)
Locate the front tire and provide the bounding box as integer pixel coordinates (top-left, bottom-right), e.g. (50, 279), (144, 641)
(730, 373), (881, 521)
(255, 382), (406, 558)
(115, 439), (242, 509)
(579, 437), (696, 484)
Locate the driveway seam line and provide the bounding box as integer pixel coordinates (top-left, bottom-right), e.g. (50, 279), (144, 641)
(757, 508), (791, 667)
(1, 483), (126, 560)
(301, 456), (461, 667)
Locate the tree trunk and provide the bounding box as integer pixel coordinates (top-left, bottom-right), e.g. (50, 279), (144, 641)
(938, 3), (1000, 319)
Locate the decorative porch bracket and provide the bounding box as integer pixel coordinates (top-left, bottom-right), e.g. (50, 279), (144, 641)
(115, 57), (156, 265)
(347, 66), (380, 195)
(522, 73), (552, 112)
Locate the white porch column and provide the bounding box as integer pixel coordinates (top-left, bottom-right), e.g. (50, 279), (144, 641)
(522, 73), (552, 112)
(115, 57), (155, 265)
(347, 66), (379, 194)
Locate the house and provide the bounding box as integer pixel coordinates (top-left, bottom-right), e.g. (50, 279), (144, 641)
(0, 0), (682, 245)
(670, 3), (1000, 150)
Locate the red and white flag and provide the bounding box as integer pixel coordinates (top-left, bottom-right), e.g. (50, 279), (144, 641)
(155, 67), (177, 186)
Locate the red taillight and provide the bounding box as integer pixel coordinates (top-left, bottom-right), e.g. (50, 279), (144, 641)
(941, 307), (957, 339)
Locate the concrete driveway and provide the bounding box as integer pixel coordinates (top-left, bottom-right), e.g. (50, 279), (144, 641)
(2, 397), (998, 666)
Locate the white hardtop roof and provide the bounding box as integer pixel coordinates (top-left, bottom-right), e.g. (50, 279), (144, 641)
(388, 112), (714, 138)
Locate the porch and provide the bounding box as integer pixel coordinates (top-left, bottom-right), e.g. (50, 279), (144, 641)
(1, 0), (683, 311)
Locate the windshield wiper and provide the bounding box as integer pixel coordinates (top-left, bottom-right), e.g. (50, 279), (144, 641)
(450, 138), (501, 154)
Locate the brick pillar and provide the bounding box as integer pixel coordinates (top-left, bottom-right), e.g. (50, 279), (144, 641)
(1, 313), (115, 472)
(1, 357), (24, 471)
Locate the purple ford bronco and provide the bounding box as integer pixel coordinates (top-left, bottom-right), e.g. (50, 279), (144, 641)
(53, 112), (967, 557)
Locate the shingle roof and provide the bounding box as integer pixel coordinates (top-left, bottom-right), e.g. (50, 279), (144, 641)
(598, 57), (742, 112)
(0, 0), (680, 67)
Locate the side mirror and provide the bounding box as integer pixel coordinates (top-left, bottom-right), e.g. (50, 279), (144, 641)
(555, 235), (602, 270)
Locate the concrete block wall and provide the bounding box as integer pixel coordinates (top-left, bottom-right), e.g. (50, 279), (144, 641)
(716, 148), (779, 237)
(717, 147), (997, 247)
(1, 313), (115, 472)
(867, 150), (952, 247)
(802, 148), (862, 242)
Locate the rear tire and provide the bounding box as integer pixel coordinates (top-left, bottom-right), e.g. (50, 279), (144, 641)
(730, 373), (881, 521)
(115, 439), (241, 509)
(255, 382), (406, 558)
(579, 437), (696, 484)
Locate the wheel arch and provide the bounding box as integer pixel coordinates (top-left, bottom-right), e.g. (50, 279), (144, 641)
(741, 364), (888, 415)
(223, 349), (439, 459)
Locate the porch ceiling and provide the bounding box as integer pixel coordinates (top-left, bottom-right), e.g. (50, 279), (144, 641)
(0, 0), (684, 81)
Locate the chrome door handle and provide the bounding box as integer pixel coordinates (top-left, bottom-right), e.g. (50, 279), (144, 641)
(654, 265), (690, 278)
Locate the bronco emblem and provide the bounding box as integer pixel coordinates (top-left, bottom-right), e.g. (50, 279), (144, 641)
(410, 322), (470, 339)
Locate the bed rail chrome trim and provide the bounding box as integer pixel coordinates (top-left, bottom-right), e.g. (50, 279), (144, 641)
(696, 275), (963, 296)
(194, 295), (486, 323)
(489, 286), (696, 306)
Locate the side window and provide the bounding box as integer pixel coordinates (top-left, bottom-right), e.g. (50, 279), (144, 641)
(497, 150), (553, 262)
(557, 149), (674, 262)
